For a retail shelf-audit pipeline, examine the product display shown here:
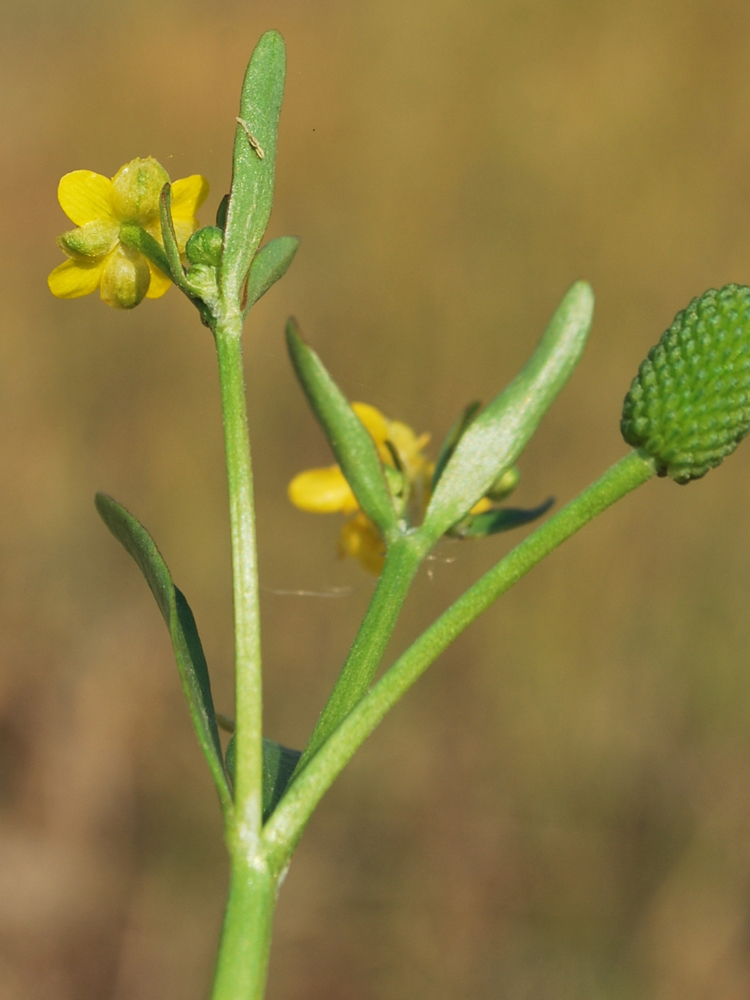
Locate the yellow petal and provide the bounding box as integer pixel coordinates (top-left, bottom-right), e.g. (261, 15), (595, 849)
(351, 402), (389, 444)
(338, 514), (385, 575)
(47, 257), (105, 299)
(387, 421), (431, 479)
(469, 497), (493, 515)
(288, 466), (359, 514)
(58, 171), (115, 226)
(172, 215), (199, 254)
(145, 260), (172, 299)
(145, 213), (198, 254)
(171, 175), (209, 220)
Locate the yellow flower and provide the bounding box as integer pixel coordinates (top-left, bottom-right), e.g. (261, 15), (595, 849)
(48, 157), (209, 309)
(288, 402), (433, 574)
(338, 512), (387, 575)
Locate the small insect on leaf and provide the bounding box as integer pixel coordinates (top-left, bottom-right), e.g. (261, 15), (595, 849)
(236, 117), (265, 159)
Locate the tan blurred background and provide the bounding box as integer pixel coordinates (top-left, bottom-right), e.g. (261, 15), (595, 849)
(4, 0), (750, 997)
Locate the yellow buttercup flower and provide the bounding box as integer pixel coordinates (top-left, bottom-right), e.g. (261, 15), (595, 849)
(48, 157), (209, 309)
(338, 512), (387, 575)
(288, 465), (361, 515)
(288, 403), (433, 575)
(289, 402), (524, 575)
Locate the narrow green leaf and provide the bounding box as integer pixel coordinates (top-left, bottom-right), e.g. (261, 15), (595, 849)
(451, 497), (554, 538)
(422, 281), (594, 542)
(244, 235), (300, 314)
(118, 223), (171, 280)
(94, 493), (232, 814)
(220, 31), (286, 304)
(216, 194), (229, 230)
(286, 318), (398, 536)
(225, 735), (301, 823)
(432, 400), (482, 490)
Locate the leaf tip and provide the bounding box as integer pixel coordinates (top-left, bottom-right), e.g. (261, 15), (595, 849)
(285, 315), (303, 347)
(252, 28), (287, 70)
(566, 279), (595, 323)
(94, 491), (113, 518)
(260, 27), (285, 45)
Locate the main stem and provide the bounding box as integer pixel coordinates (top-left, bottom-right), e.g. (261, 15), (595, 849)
(211, 863), (278, 1000)
(212, 319), (274, 1000)
(214, 323), (264, 845)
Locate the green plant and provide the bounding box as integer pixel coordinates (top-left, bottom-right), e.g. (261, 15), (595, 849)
(48, 30), (750, 1000)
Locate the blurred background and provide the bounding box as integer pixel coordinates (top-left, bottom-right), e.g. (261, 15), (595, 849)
(3, 0), (750, 997)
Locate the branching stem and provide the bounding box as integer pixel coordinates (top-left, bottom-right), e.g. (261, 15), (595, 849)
(263, 450), (657, 869)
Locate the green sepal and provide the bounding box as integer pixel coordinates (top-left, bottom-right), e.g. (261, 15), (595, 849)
(225, 735), (301, 823)
(220, 30), (286, 305)
(244, 236), (300, 314)
(118, 223), (171, 281)
(450, 497), (554, 538)
(58, 220), (118, 259)
(432, 400), (482, 490)
(94, 493), (232, 815)
(286, 317), (399, 536)
(421, 281), (594, 543)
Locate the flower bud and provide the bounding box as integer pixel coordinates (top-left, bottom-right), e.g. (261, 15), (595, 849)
(485, 465), (520, 502)
(383, 464), (405, 499)
(58, 220), (118, 260)
(621, 284), (750, 482)
(111, 157), (169, 224)
(99, 245), (151, 309)
(184, 263), (219, 303)
(186, 226), (223, 266)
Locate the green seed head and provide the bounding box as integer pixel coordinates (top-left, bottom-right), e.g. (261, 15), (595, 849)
(621, 284), (750, 483)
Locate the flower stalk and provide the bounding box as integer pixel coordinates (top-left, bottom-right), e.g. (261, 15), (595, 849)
(298, 532), (429, 769)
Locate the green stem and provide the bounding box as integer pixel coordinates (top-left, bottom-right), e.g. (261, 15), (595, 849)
(118, 222), (172, 279)
(210, 861), (278, 1000)
(214, 321), (264, 852)
(298, 533), (427, 769)
(264, 450), (656, 867)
